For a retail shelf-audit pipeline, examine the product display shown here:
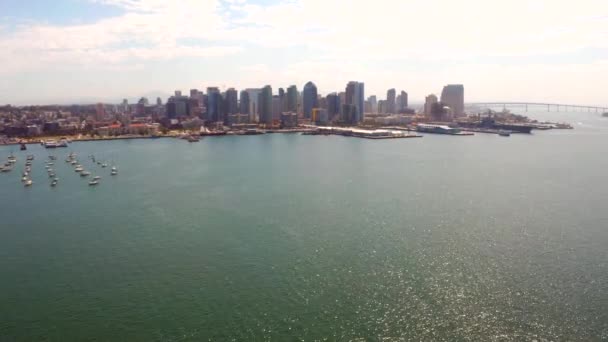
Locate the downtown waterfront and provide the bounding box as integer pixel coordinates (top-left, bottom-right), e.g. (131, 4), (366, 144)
(1, 111), (607, 341)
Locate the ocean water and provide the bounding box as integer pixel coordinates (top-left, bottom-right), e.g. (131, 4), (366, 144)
(1, 112), (607, 341)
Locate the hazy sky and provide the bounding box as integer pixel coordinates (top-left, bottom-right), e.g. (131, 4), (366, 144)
(0, 0), (607, 105)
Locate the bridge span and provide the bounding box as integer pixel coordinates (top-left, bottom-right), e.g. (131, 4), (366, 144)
(467, 102), (608, 113)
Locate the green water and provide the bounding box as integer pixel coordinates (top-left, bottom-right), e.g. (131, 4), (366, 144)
(1, 112), (607, 341)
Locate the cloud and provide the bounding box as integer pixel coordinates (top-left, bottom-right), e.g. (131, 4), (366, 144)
(1, 0), (607, 104)
(0, 0), (240, 72)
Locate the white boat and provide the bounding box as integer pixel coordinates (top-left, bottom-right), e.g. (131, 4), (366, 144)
(111, 166), (118, 175)
(93, 176), (101, 180)
(88, 180), (99, 186)
(71, 160), (78, 165)
(80, 171), (91, 177)
(24, 179), (33, 187)
(498, 130), (511, 137)
(21, 176), (28, 182)
(101, 163), (108, 168)
(51, 181), (58, 187)
(75, 166), (84, 172)
(1, 166), (12, 173)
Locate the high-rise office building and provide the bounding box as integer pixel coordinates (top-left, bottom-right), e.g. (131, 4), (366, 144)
(206, 87), (223, 122)
(156, 97), (162, 106)
(367, 96), (377, 113)
(326, 93), (340, 121)
(386, 88), (396, 114)
(399, 91), (408, 111)
(245, 88), (261, 121)
(345, 81), (365, 122)
(286, 85), (298, 113)
(258, 85), (273, 125)
(440, 84), (464, 117)
(239, 90), (250, 115)
(302, 82), (318, 119)
(166, 95), (190, 119)
(424, 94), (438, 117)
(272, 95), (282, 121)
(225, 88), (238, 116)
(341, 104), (357, 124)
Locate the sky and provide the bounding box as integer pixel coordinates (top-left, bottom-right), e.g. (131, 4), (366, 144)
(0, 0), (607, 105)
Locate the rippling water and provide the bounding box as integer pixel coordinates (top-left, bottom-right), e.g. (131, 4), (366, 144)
(1, 112), (607, 341)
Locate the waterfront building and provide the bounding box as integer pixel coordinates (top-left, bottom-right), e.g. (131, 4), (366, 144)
(399, 91), (408, 112)
(378, 100), (386, 114)
(345, 81), (365, 122)
(286, 85), (298, 113)
(302, 82), (318, 119)
(272, 96), (282, 121)
(239, 90), (250, 115)
(341, 104), (358, 124)
(440, 84), (464, 117)
(258, 85), (273, 125)
(326, 93), (340, 122)
(206, 87), (223, 122)
(368, 95), (377, 113)
(245, 88), (262, 122)
(312, 108), (329, 125)
(280, 112), (298, 128)
(386, 88), (396, 114)
(424, 94), (438, 117)
(166, 95), (190, 119)
(225, 88), (238, 116)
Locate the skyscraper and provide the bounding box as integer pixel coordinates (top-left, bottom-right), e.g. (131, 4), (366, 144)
(206, 87), (222, 122)
(239, 90), (250, 115)
(326, 93), (340, 121)
(345, 81), (365, 122)
(399, 91), (408, 111)
(245, 88), (261, 121)
(225, 88), (238, 116)
(368, 96), (377, 113)
(424, 94), (438, 117)
(302, 82), (318, 119)
(258, 85), (273, 125)
(440, 84), (464, 117)
(386, 88), (396, 114)
(286, 85), (298, 113)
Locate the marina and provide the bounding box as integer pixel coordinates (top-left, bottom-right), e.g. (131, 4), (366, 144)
(1, 147), (118, 189)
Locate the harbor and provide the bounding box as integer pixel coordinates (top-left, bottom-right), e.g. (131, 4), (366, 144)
(1, 149), (118, 189)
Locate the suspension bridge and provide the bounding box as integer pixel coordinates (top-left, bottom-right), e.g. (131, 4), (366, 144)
(467, 102), (608, 113)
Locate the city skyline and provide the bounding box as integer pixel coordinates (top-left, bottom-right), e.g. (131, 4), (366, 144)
(1, 0), (608, 105)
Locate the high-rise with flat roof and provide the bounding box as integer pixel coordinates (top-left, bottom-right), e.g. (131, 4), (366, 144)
(302, 82), (318, 119)
(239, 90), (250, 115)
(258, 85), (273, 125)
(345, 81), (364, 122)
(440, 84), (464, 117)
(399, 91), (408, 111)
(225, 88), (238, 116)
(286, 85), (298, 113)
(206, 87), (222, 122)
(326, 93), (340, 121)
(386, 88), (396, 114)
